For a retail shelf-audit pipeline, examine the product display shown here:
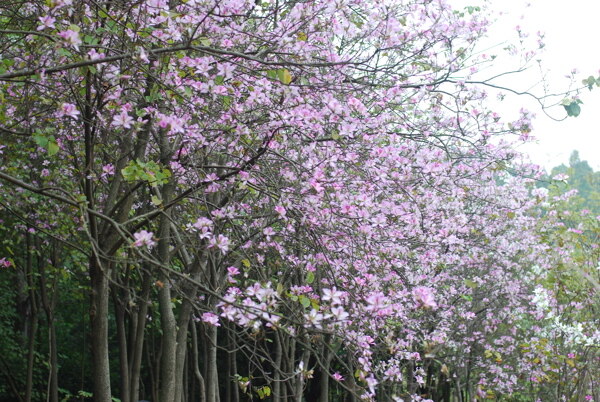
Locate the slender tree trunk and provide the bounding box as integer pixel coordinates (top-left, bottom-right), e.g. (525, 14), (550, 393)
(318, 343), (332, 402)
(47, 321), (59, 402)
(346, 356), (356, 402)
(174, 300), (194, 402)
(25, 233), (38, 402)
(130, 272), (151, 402)
(286, 336), (297, 399)
(294, 349), (310, 402)
(83, 69), (112, 402)
(38, 251), (58, 402)
(25, 303), (38, 402)
(230, 330), (239, 402)
(114, 291), (130, 402)
(224, 323), (238, 402)
(89, 256), (112, 402)
(146, 333), (161, 402)
(206, 325), (220, 402)
(273, 330), (283, 402)
(158, 178), (177, 402)
(191, 321), (207, 402)
(158, 273), (177, 402)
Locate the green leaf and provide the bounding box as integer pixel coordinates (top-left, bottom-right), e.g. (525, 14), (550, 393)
(306, 271), (315, 284)
(221, 95), (232, 109)
(277, 68), (292, 85)
(198, 36), (211, 46)
(562, 98), (583, 117)
(582, 76), (596, 90)
(256, 385), (271, 399)
(47, 140), (59, 156)
(33, 134), (48, 147)
(564, 102), (581, 117)
(299, 295), (310, 308)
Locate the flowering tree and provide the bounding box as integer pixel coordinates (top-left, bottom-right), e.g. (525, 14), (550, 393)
(0, 0), (592, 401)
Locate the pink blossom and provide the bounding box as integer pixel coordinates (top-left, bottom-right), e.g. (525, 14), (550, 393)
(331, 372), (344, 381)
(37, 16), (56, 31)
(227, 266), (239, 283)
(322, 287), (343, 305)
(274, 205), (286, 218)
(132, 230), (156, 249)
(412, 286), (437, 310)
(102, 164), (115, 176)
(209, 234), (230, 254)
(0, 258), (12, 268)
(112, 111), (134, 129)
(57, 29), (82, 50)
(552, 173), (569, 181)
(192, 217), (213, 230)
(263, 227), (275, 239)
(87, 49), (106, 60)
(60, 103), (80, 119)
(217, 62), (236, 79)
(330, 306), (349, 322)
(201, 312), (221, 327)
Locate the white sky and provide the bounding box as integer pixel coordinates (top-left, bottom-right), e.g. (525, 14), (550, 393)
(450, 0), (600, 171)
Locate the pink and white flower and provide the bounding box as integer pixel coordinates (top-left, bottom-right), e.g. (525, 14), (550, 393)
(412, 286), (437, 310)
(132, 230), (156, 249)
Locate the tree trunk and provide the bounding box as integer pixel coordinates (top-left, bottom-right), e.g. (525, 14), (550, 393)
(25, 233), (38, 402)
(174, 300), (194, 402)
(158, 180), (177, 402)
(84, 71), (112, 402)
(205, 324), (220, 402)
(38, 249), (58, 402)
(89, 256), (112, 402)
(206, 325), (220, 402)
(191, 321), (207, 402)
(129, 272), (152, 402)
(158, 275), (177, 402)
(318, 343), (332, 402)
(294, 349), (310, 402)
(273, 331), (283, 402)
(114, 291), (130, 402)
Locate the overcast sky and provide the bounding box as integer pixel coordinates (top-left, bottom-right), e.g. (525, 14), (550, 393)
(451, 0), (600, 171)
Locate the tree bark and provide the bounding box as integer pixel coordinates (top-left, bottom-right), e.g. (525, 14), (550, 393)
(114, 290), (130, 402)
(158, 179), (177, 402)
(38, 248), (58, 402)
(25, 233), (38, 402)
(89, 256), (112, 402)
(206, 325), (220, 402)
(191, 321), (207, 402)
(273, 330), (283, 402)
(318, 343), (332, 402)
(129, 272), (152, 402)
